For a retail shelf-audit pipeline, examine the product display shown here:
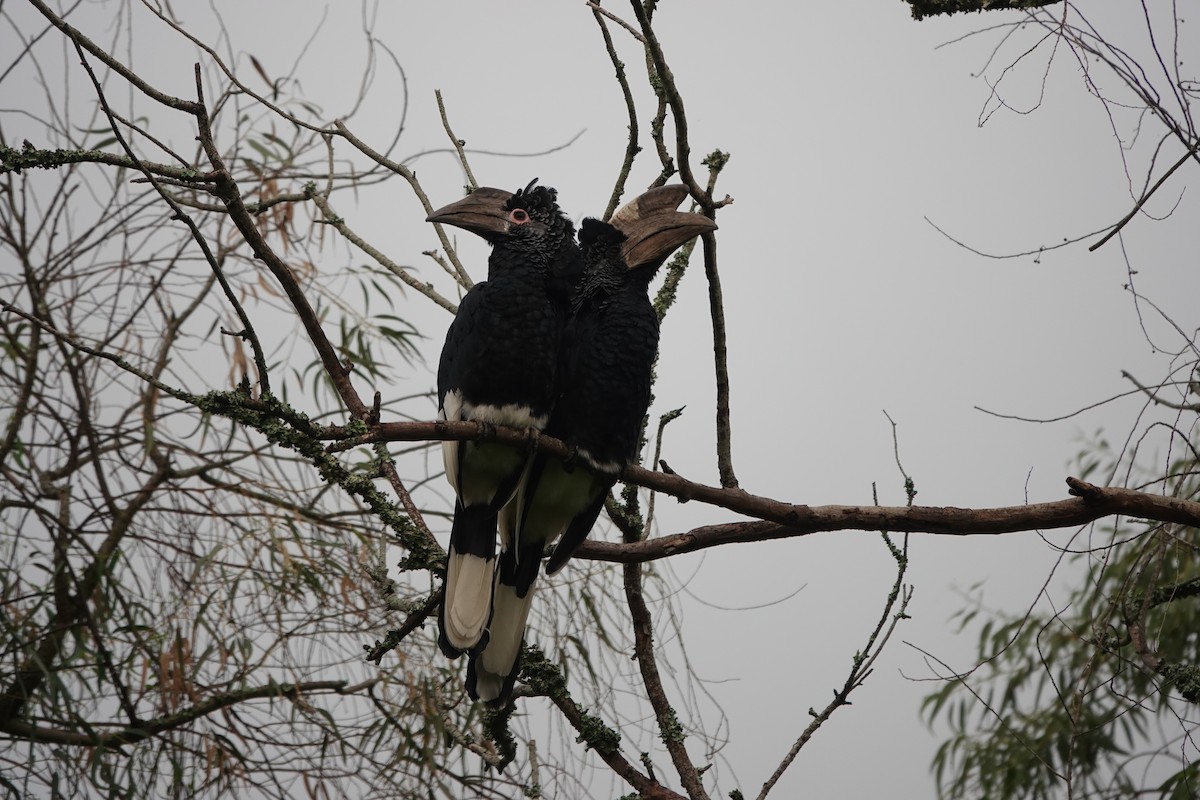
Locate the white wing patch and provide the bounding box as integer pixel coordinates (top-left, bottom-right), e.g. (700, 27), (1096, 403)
(440, 391), (551, 496)
(461, 399), (548, 430)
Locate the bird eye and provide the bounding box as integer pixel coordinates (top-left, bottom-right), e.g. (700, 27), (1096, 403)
(508, 208), (530, 224)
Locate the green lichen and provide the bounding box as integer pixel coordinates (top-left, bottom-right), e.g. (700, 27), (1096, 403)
(701, 149), (730, 174)
(577, 709), (621, 756)
(0, 143), (204, 181)
(1160, 661), (1200, 703)
(193, 389), (438, 570)
(520, 645), (621, 756)
(652, 249), (691, 321)
(658, 707), (685, 745)
(484, 703), (518, 769)
(906, 0), (1061, 21)
(520, 644), (568, 700)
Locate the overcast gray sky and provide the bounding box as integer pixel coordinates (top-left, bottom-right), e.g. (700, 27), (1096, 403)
(6, 1), (1197, 796)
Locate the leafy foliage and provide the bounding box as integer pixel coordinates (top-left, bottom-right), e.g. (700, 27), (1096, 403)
(925, 433), (1200, 800)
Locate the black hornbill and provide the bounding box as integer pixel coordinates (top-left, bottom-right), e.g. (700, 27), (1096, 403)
(428, 180), (579, 661)
(466, 186), (717, 703)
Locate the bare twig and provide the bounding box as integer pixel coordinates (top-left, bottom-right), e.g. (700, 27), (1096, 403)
(71, 47), (272, 395)
(587, 2), (646, 44)
(627, 0), (706, 206)
(590, 5), (640, 220)
(435, 90), (478, 192)
(27, 0), (201, 114)
(700, 231), (737, 488)
(1089, 138), (1200, 251)
(0, 679), (367, 747)
(643, 407), (684, 539)
(334, 119), (474, 289)
(1121, 369), (1200, 412)
(758, 543), (912, 799)
(306, 186), (458, 313)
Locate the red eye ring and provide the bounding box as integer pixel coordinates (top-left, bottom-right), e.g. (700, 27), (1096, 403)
(508, 208), (530, 224)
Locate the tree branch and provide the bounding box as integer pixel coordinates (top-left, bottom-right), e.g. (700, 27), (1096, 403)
(624, 556), (710, 799)
(1089, 138), (1200, 251)
(0, 680), (364, 747)
(368, 421), (1200, 547)
(187, 66), (371, 417)
(435, 89), (478, 192)
(521, 646), (685, 799)
(904, 0), (1062, 20)
(628, 0), (705, 206)
(333, 119), (474, 289)
(590, 3), (641, 220)
(701, 230), (737, 488)
(26, 0), (201, 114)
(305, 184), (458, 313)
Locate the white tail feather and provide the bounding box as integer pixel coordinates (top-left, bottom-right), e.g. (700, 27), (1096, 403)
(444, 551), (494, 651)
(473, 580), (536, 702)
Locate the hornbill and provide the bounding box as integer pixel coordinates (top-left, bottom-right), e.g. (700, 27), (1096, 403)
(467, 186), (717, 703)
(429, 180), (580, 660)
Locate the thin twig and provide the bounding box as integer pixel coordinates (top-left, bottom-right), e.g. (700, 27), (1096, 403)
(27, 0), (201, 114)
(191, 65), (366, 416)
(628, 0), (706, 207)
(586, 2), (646, 43)
(306, 186), (458, 313)
(1121, 369), (1200, 412)
(334, 119), (474, 289)
(0, 679), (365, 747)
(590, 5), (640, 220)
(643, 407), (684, 539)
(757, 525), (911, 799)
(701, 231), (737, 488)
(72, 45), (272, 395)
(134, 0), (335, 135)
(435, 89), (478, 192)
(1090, 138), (1200, 251)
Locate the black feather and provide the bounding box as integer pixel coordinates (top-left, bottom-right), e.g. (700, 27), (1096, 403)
(466, 217), (661, 704)
(434, 180), (579, 661)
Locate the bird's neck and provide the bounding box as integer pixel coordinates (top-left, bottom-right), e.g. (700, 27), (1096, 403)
(571, 267), (624, 312)
(486, 230), (575, 282)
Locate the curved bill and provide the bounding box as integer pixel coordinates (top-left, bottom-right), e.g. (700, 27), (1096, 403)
(426, 187), (515, 239)
(610, 185), (717, 269)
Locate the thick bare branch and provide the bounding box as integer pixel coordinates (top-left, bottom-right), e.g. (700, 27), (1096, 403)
(369, 421), (1200, 546)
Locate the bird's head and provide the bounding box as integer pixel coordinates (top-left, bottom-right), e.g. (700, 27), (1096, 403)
(427, 179), (575, 249)
(609, 185), (717, 271)
(428, 179), (579, 292)
(578, 218), (628, 276)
